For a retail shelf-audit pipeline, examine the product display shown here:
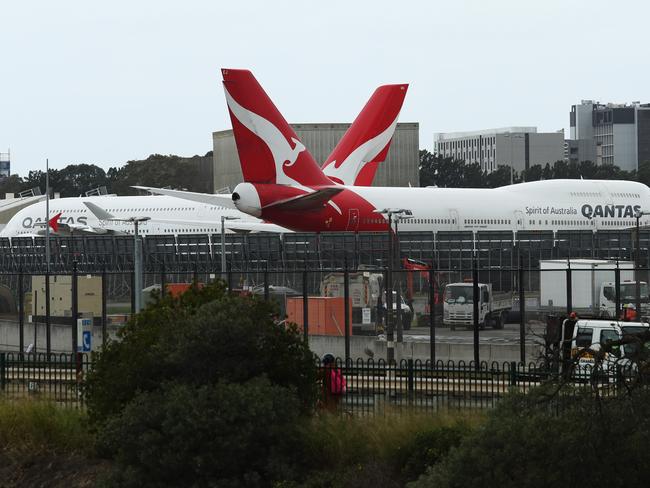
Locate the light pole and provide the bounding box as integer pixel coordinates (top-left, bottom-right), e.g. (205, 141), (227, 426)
(379, 208), (411, 363)
(394, 213), (413, 343)
(634, 211), (650, 315)
(221, 215), (240, 275)
(129, 217), (150, 313)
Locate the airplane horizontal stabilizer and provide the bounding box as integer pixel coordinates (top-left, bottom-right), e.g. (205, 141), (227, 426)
(131, 186), (238, 210)
(262, 187), (343, 212)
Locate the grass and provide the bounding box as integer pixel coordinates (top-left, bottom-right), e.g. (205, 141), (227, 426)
(0, 400), (92, 458)
(298, 409), (485, 483)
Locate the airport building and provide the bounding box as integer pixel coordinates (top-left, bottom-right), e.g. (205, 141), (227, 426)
(212, 123), (420, 190)
(433, 127), (564, 174)
(569, 100), (650, 171)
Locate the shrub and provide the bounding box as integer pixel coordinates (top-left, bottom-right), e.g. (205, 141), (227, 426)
(97, 379), (302, 487)
(85, 281), (319, 424)
(409, 391), (650, 488)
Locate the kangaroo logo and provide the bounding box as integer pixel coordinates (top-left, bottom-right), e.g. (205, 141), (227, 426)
(224, 87), (306, 186)
(324, 114), (399, 185)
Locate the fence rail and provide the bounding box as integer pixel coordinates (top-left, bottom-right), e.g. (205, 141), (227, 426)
(322, 358), (639, 415)
(0, 353), (636, 414)
(1, 228), (649, 273)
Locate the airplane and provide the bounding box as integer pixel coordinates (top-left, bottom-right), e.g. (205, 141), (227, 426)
(218, 68), (650, 234)
(134, 83), (408, 203)
(0, 83), (409, 239)
(0, 193), (286, 238)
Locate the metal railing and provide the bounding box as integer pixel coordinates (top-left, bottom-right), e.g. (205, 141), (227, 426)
(0, 354), (638, 413)
(0, 352), (91, 407)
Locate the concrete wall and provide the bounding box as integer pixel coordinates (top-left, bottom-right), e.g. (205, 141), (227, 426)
(307, 335), (541, 363)
(213, 123), (420, 191)
(528, 132), (565, 167)
(0, 319), (120, 354)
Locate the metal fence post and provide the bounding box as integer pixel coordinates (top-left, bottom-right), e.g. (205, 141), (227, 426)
(615, 262), (621, 319)
(302, 269), (309, 343)
(130, 271), (136, 314)
(566, 263), (572, 315)
(519, 256), (526, 363)
(344, 262), (351, 364)
(472, 255), (480, 368)
(263, 266), (269, 302)
(18, 269), (24, 354)
(72, 261), (79, 353)
(227, 263), (233, 293)
(102, 265), (107, 349)
(160, 262), (166, 298)
(407, 358), (414, 394)
(429, 268), (436, 364)
(509, 360), (517, 386)
(0, 353), (5, 390)
(45, 269), (51, 355)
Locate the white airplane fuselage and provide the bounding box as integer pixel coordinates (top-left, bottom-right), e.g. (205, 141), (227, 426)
(233, 179), (650, 233)
(0, 194), (284, 238)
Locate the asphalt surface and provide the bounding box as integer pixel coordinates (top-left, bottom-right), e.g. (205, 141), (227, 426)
(396, 322), (546, 345)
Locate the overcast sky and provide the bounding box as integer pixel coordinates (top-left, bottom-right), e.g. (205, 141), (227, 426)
(1, 0), (648, 176)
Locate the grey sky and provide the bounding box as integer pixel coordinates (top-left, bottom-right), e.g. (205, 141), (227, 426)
(1, 0), (648, 176)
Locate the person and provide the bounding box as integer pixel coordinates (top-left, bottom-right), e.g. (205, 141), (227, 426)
(620, 304), (637, 322)
(321, 353), (346, 412)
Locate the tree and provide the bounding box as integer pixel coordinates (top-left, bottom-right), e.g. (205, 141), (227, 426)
(485, 165), (515, 187)
(0, 174), (26, 197)
(638, 160), (650, 187)
(87, 282), (320, 487)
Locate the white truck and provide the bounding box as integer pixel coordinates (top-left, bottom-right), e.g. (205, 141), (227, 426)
(443, 282), (512, 329)
(539, 259), (649, 319)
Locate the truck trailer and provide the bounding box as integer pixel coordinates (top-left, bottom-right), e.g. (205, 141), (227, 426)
(539, 259), (649, 318)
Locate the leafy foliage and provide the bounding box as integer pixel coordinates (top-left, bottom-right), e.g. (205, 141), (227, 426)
(86, 281), (318, 424)
(87, 281), (319, 487)
(420, 149), (645, 189)
(97, 379), (302, 488)
(4, 152), (213, 197)
(409, 390), (650, 488)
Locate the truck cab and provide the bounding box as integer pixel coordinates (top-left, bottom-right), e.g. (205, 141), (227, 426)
(561, 318), (650, 377)
(600, 281), (649, 318)
(443, 282), (511, 330)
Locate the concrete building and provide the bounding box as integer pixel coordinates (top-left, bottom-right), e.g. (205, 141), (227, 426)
(569, 100), (650, 171)
(0, 151), (9, 178)
(433, 127), (564, 174)
(212, 122), (419, 190)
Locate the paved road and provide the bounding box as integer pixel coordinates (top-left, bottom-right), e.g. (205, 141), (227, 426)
(398, 322), (546, 345)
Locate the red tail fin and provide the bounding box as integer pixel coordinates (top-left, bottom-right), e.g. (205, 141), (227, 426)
(322, 84), (408, 186)
(48, 212), (62, 232)
(221, 69), (332, 187)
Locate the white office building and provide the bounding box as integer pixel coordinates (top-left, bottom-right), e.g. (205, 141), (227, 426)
(433, 127), (564, 173)
(569, 100), (650, 171)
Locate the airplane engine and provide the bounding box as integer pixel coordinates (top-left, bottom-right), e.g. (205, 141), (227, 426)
(232, 183), (262, 218)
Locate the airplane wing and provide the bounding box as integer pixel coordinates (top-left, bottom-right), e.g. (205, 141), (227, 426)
(83, 201), (118, 221)
(262, 187), (344, 212)
(131, 186), (238, 210)
(84, 201), (289, 233)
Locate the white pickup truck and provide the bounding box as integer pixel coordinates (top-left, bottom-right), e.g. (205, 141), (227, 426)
(443, 282), (512, 330)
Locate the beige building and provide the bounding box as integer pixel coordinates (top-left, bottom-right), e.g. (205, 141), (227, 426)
(213, 122), (420, 191)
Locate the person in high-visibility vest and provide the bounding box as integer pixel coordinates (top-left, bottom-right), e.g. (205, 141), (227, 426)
(621, 304), (637, 322)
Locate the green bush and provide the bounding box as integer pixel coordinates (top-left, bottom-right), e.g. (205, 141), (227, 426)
(97, 379), (302, 487)
(409, 391), (650, 488)
(85, 282), (319, 424)
(87, 281), (320, 487)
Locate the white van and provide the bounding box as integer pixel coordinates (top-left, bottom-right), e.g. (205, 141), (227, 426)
(562, 319), (649, 377)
